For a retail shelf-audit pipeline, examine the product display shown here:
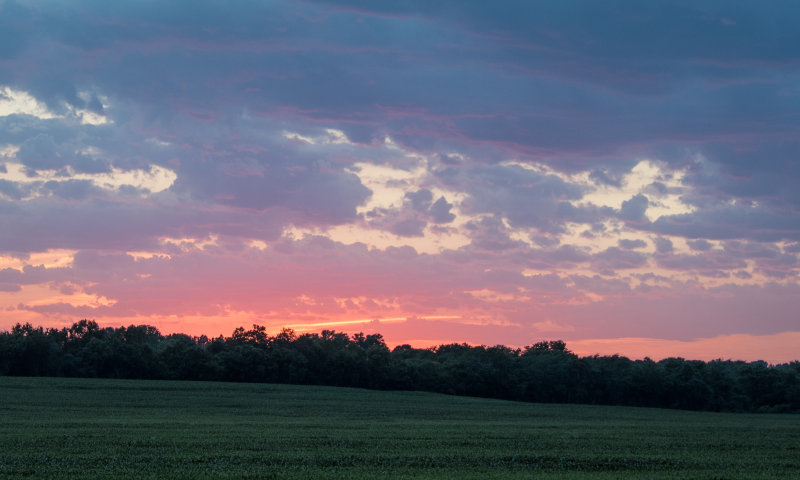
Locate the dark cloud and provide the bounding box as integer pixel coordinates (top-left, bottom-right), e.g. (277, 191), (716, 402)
(618, 238), (647, 250)
(619, 194), (649, 223)
(0, 268), (23, 283)
(464, 216), (524, 252)
(175, 141), (371, 224)
(556, 202), (616, 225)
(526, 244), (591, 270)
(6, 122), (114, 174)
(591, 247), (649, 274)
(570, 274), (632, 296)
(17, 134), (61, 171)
(41, 180), (101, 200)
(645, 182), (669, 195)
(363, 189), (454, 236)
(722, 241), (799, 279)
(388, 216), (427, 237)
(648, 206), (800, 242)
(656, 251), (746, 272)
(687, 239), (713, 251)
(785, 243), (800, 254)
(437, 153), (461, 166)
(440, 164), (585, 232)
(405, 189), (433, 212)
(69, 153), (112, 174)
(653, 237), (674, 254)
(429, 197), (455, 224)
(0, 179), (27, 200)
(531, 235), (559, 248)
(723, 241), (783, 260)
(0, 197), (287, 253)
(0, 0), (33, 60)
(1, 0), (797, 167)
(589, 168), (624, 188)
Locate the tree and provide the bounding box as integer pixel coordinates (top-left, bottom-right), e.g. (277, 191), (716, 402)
(230, 324), (270, 347)
(2, 323), (62, 376)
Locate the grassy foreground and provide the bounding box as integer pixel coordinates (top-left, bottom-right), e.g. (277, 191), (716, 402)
(0, 377), (798, 479)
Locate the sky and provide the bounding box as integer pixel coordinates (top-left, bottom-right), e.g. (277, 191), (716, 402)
(1, 0), (799, 363)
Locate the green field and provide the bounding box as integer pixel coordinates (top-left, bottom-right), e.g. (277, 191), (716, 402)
(0, 377), (798, 479)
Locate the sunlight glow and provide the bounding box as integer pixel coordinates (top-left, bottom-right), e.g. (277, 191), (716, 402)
(0, 250), (78, 270)
(569, 332), (800, 363)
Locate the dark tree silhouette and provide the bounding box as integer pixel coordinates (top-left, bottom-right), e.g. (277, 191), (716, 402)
(1, 320), (798, 413)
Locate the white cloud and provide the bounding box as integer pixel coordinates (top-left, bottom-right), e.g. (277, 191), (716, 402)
(579, 159), (695, 221)
(504, 158), (695, 222)
(0, 249), (78, 271)
(0, 87), (59, 119)
(281, 128), (352, 145)
(0, 144), (20, 159)
(0, 86), (112, 125)
(73, 108), (110, 125)
(160, 235), (219, 252)
(86, 165), (176, 193)
(282, 223), (470, 254)
(349, 162), (427, 212)
(0, 162), (177, 196)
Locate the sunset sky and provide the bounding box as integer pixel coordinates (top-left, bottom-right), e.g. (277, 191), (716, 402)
(1, 1), (799, 363)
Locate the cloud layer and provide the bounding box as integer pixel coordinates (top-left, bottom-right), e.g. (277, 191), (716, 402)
(1, 0), (799, 362)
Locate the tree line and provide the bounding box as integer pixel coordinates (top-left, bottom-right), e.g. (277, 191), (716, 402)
(1, 320), (798, 413)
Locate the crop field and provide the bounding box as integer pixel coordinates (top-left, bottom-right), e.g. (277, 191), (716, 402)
(0, 377), (798, 479)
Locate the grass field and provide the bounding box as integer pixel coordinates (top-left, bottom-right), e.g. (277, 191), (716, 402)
(0, 377), (798, 479)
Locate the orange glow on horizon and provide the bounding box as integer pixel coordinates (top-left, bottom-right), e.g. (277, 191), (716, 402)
(2, 310), (798, 364)
(568, 332), (800, 364)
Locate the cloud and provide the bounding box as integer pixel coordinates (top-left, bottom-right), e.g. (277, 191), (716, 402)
(0, 196), (290, 253)
(405, 189), (433, 211)
(591, 247), (649, 274)
(687, 239), (713, 251)
(618, 238), (647, 250)
(653, 237), (673, 254)
(429, 196), (455, 224)
(387, 215), (427, 238)
(440, 163), (585, 233)
(40, 179), (100, 200)
(784, 243), (800, 254)
(656, 251), (746, 273)
(0, 179), (27, 200)
(618, 194), (649, 223)
(0, 161), (176, 199)
(359, 181), (458, 238)
(648, 206), (800, 242)
(17, 134), (62, 170)
(463, 216), (526, 252)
